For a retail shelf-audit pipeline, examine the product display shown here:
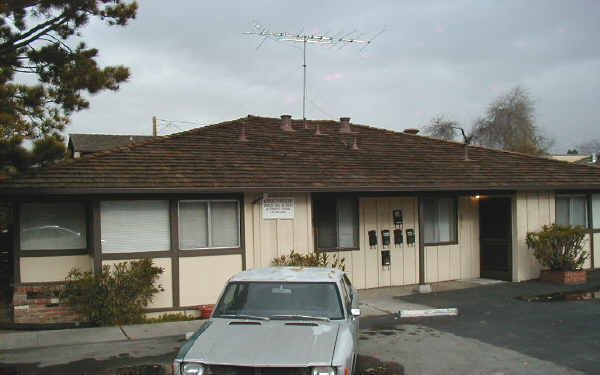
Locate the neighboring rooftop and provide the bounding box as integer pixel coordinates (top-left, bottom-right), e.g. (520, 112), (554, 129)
(551, 155), (590, 163)
(68, 133), (155, 154)
(229, 267), (343, 283)
(2, 115), (600, 193)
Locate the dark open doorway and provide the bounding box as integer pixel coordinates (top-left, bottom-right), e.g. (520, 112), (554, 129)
(479, 197), (513, 281)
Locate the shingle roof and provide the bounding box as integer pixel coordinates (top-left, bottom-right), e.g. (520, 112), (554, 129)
(69, 133), (155, 153)
(3, 115), (600, 194)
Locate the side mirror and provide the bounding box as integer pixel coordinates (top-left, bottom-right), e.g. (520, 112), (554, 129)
(350, 308), (361, 317)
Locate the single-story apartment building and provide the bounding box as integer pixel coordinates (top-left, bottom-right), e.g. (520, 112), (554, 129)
(1, 115), (600, 324)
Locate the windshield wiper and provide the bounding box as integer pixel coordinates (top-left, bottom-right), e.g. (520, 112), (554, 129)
(270, 314), (330, 322)
(217, 314), (270, 321)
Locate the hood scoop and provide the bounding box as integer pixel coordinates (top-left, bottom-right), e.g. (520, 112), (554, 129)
(228, 321), (262, 326)
(285, 322), (319, 327)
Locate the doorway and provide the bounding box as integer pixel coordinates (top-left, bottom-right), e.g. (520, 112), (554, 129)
(479, 197), (513, 281)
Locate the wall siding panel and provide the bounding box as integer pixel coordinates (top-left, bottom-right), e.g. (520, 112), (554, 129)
(514, 191), (555, 281)
(244, 193), (313, 270)
(424, 197), (479, 283)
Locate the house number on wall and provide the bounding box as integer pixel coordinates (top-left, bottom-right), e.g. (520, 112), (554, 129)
(263, 198), (295, 219)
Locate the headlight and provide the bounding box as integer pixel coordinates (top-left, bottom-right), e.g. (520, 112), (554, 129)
(311, 367), (336, 375)
(181, 363), (205, 375)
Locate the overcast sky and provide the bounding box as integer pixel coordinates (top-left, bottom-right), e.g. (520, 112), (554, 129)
(66, 0), (600, 153)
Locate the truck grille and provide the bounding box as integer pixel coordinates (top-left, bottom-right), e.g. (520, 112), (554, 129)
(206, 365), (310, 375)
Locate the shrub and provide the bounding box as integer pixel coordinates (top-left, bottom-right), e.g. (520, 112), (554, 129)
(526, 224), (588, 271)
(272, 250), (345, 271)
(61, 258), (164, 326)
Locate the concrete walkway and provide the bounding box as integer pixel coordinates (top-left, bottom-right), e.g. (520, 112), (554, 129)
(359, 279), (486, 316)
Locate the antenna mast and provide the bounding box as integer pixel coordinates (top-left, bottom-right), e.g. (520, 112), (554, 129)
(244, 24), (374, 123)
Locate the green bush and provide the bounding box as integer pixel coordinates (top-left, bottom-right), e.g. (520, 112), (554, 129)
(61, 258), (164, 326)
(526, 224), (588, 271)
(272, 250), (345, 271)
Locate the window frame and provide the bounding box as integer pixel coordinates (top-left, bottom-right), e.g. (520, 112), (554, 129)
(555, 194), (589, 228)
(422, 196), (459, 246)
(178, 199), (241, 250)
(313, 194), (360, 252)
(18, 201), (90, 256)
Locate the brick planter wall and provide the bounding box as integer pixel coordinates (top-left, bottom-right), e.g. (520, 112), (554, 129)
(11, 284), (82, 324)
(540, 270), (588, 285)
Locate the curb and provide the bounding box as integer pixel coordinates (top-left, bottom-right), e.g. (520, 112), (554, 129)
(0, 320), (206, 351)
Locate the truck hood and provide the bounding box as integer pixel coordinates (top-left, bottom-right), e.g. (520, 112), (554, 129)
(183, 318), (340, 367)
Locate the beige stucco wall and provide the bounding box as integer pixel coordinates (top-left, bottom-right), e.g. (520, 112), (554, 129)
(424, 197), (480, 283)
(244, 193), (314, 269)
(513, 191), (555, 282)
(20, 255), (92, 283)
(179, 254), (242, 306)
(102, 258), (173, 309)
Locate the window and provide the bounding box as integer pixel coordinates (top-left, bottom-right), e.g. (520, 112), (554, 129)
(592, 194), (600, 229)
(556, 196), (587, 227)
(315, 196), (359, 250)
(20, 202), (87, 250)
(178, 200), (240, 249)
(100, 200), (170, 253)
(423, 197), (457, 245)
(213, 282), (344, 320)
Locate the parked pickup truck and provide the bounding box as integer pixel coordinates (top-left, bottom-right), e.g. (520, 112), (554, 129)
(173, 266), (360, 375)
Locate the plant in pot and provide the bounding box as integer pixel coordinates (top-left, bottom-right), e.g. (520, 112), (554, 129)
(526, 224), (589, 284)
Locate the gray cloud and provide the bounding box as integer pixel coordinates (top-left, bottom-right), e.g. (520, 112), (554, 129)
(65, 0), (600, 153)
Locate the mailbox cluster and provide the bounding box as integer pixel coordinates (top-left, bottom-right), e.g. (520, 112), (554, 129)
(368, 209), (415, 267)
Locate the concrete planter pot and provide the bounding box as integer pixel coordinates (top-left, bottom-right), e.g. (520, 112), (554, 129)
(540, 270), (587, 284)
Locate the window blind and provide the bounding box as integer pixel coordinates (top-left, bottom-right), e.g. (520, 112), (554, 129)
(556, 196), (587, 227)
(100, 200), (170, 253)
(337, 198), (356, 248)
(423, 197), (457, 244)
(179, 201), (208, 249)
(592, 194), (600, 229)
(211, 201), (239, 248)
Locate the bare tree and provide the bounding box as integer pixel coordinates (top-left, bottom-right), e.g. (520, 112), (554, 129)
(576, 139), (600, 155)
(471, 87), (553, 155)
(422, 115), (459, 141)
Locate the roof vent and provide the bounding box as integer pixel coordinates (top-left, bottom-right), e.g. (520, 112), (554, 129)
(315, 123), (325, 136)
(593, 153), (598, 164)
(280, 114), (295, 132)
(239, 124), (248, 142)
(339, 117), (353, 133)
(352, 136), (359, 150)
(403, 128), (419, 135)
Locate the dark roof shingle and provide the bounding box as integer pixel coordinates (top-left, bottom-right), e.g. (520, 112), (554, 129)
(3, 115), (600, 194)
(69, 133), (155, 153)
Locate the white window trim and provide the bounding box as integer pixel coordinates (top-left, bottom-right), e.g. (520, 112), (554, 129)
(178, 199), (241, 250)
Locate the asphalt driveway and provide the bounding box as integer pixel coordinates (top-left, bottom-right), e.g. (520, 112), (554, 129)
(360, 271), (600, 374)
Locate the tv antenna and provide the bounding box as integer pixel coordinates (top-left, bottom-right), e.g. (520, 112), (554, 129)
(244, 23), (383, 124)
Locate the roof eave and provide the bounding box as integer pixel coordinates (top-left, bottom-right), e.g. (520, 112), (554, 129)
(2, 184), (600, 196)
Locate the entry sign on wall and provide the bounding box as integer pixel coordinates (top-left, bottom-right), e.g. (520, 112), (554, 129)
(263, 198), (295, 219)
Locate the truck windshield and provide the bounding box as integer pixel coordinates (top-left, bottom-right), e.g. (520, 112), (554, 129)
(213, 281), (344, 320)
